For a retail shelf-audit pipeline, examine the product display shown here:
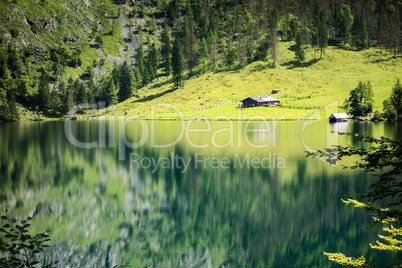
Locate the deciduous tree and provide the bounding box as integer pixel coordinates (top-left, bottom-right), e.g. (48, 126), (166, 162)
(344, 81), (373, 117)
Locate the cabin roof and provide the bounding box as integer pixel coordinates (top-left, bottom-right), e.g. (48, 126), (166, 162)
(242, 96), (280, 102)
(329, 113), (350, 119)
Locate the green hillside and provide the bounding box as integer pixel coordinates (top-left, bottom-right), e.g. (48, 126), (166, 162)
(92, 42), (402, 120)
(0, 0), (401, 121)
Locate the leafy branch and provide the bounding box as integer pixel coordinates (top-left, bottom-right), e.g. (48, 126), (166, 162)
(307, 132), (402, 267)
(0, 209), (56, 268)
(307, 132), (402, 206)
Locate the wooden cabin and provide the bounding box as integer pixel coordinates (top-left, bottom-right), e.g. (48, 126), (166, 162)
(241, 96), (280, 107)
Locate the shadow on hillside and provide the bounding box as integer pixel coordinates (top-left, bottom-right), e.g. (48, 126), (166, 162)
(332, 45), (361, 51)
(246, 62), (270, 72)
(370, 54), (402, 63)
(288, 44), (297, 52)
(283, 59), (319, 69)
(332, 45), (402, 62)
(132, 86), (178, 103)
(150, 77), (172, 89)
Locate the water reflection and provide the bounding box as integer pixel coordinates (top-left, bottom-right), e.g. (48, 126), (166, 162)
(0, 120), (401, 267)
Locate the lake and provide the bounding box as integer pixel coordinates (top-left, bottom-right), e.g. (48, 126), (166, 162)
(0, 120), (401, 267)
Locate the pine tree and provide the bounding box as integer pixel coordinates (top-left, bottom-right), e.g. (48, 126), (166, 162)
(9, 89), (19, 121)
(58, 81), (67, 114)
(318, 10), (328, 58)
(161, 25), (172, 76)
(207, 29), (218, 69)
(63, 78), (74, 114)
(182, 16), (190, 42)
(335, 4), (353, 45)
(58, 81), (67, 111)
(87, 88), (95, 104)
(288, 18), (298, 40)
(79, 81), (88, 104)
(311, 4), (320, 59)
(74, 80), (87, 104)
(172, 37), (183, 87)
(52, 54), (63, 80)
(390, 79), (402, 120)
(129, 67), (137, 94)
(269, 8), (280, 67)
(87, 73), (97, 99)
(147, 43), (158, 80)
(16, 75), (31, 104)
(0, 87), (9, 121)
(4, 81), (19, 121)
(389, 7), (401, 58)
(351, 14), (368, 49)
(199, 37), (208, 72)
(225, 45), (238, 67)
(111, 66), (120, 88)
(136, 43), (145, 85)
(383, 99), (397, 121)
(83, 69), (96, 105)
(150, 43), (158, 72)
(254, 39), (268, 61)
(37, 69), (50, 112)
(143, 57), (151, 85)
(7, 45), (23, 79)
(133, 67), (142, 88)
(166, 1), (177, 27)
(363, 81), (374, 112)
(246, 38), (253, 63)
(0, 48), (8, 79)
(294, 30), (305, 62)
(49, 90), (62, 114)
(118, 61), (133, 102)
(64, 85), (73, 114)
(106, 77), (118, 105)
(185, 0), (194, 24)
(344, 81), (374, 117)
(186, 31), (198, 76)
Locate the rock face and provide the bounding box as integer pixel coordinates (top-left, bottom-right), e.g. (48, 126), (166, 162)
(0, 0), (167, 83)
(0, 1), (96, 50)
(119, 11), (136, 62)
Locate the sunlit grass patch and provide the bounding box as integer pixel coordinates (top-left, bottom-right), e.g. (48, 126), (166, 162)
(97, 42), (402, 121)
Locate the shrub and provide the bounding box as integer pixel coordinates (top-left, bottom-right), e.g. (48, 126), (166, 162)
(0, 210), (56, 267)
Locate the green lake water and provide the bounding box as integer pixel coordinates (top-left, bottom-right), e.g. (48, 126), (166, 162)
(0, 120), (401, 267)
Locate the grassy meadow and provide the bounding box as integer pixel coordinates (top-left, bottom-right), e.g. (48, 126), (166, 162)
(85, 41), (401, 121)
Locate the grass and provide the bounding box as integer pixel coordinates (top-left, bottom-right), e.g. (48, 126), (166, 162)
(92, 41), (402, 121)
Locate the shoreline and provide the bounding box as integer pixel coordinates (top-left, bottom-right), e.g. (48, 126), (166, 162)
(2, 117), (391, 123)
